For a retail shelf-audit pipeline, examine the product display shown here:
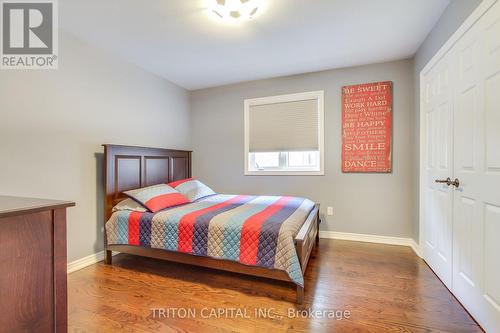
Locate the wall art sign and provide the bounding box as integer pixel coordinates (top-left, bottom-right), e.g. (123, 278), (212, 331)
(341, 81), (392, 173)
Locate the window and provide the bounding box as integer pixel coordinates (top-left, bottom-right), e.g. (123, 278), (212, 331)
(249, 151), (320, 171)
(244, 91), (324, 175)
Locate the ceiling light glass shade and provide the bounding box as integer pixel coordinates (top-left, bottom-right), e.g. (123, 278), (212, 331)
(207, 0), (264, 22)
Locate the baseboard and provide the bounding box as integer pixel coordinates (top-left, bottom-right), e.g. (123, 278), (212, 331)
(67, 250), (118, 273)
(68, 233), (423, 273)
(409, 239), (423, 258)
(319, 231), (422, 257)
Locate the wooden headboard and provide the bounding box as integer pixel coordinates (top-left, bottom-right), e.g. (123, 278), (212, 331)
(103, 144), (192, 220)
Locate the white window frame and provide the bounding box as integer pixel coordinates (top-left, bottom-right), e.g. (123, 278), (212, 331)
(244, 90), (325, 176)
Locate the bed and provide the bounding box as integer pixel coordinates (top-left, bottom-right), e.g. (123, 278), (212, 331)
(103, 144), (320, 303)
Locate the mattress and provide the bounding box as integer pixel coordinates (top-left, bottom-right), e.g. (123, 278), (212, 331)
(105, 194), (315, 286)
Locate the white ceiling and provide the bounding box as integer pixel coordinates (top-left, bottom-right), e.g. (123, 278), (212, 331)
(60, 0), (449, 90)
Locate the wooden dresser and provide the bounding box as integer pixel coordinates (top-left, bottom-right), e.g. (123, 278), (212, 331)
(0, 196), (75, 332)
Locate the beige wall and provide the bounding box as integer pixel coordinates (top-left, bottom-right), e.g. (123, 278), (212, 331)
(190, 59), (415, 238)
(0, 32), (191, 262)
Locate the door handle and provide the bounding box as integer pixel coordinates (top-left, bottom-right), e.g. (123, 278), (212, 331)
(435, 177), (452, 186)
(435, 177), (460, 188)
(451, 178), (460, 188)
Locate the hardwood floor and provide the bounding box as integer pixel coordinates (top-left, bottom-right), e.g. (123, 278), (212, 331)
(68, 239), (482, 332)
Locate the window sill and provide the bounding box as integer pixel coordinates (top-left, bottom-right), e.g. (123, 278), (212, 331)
(244, 170), (324, 176)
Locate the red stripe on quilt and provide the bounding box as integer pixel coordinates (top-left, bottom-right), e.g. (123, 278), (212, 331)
(128, 211), (142, 246)
(177, 195), (245, 253)
(168, 178), (193, 188)
(239, 196), (293, 265)
(144, 192), (189, 212)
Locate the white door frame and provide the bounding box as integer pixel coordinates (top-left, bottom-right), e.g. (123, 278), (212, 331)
(418, 0), (498, 254)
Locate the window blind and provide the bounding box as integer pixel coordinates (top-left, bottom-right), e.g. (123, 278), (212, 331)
(248, 99), (319, 152)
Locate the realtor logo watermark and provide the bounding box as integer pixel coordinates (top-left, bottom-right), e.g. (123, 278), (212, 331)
(1, 0), (58, 69)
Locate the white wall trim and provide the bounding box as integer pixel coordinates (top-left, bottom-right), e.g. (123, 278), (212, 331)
(67, 251), (118, 273)
(320, 231), (422, 257)
(67, 233), (424, 273)
(410, 239), (423, 258)
(243, 90), (325, 176)
(420, 0), (497, 76)
(69, 232), (424, 273)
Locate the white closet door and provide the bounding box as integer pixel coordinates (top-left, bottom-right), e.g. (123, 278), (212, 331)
(422, 54), (454, 289)
(452, 2), (500, 332)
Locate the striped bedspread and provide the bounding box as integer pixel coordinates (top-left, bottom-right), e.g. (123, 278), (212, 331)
(106, 194), (315, 286)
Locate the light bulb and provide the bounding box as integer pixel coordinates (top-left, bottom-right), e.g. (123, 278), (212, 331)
(207, 0), (264, 23)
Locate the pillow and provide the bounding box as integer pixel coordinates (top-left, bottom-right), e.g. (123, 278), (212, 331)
(124, 184), (189, 213)
(168, 178), (216, 202)
(112, 198), (148, 213)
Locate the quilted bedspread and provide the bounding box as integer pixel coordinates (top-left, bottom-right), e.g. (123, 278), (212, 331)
(106, 194), (315, 286)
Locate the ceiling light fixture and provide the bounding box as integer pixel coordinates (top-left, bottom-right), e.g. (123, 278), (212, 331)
(207, 0), (264, 23)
